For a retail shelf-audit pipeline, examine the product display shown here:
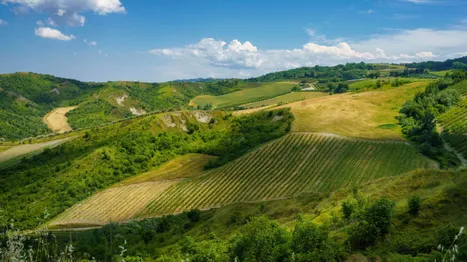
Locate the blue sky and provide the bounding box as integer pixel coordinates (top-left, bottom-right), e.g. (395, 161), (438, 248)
(1, 0), (467, 82)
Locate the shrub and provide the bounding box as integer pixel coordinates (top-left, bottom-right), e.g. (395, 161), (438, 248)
(342, 200), (355, 219)
(408, 196), (421, 216)
(187, 209), (201, 223)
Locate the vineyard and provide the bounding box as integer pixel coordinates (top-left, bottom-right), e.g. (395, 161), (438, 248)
(450, 80), (467, 96)
(48, 154), (215, 228)
(141, 133), (436, 218)
(239, 92), (327, 109)
(439, 98), (467, 159)
(48, 181), (173, 228)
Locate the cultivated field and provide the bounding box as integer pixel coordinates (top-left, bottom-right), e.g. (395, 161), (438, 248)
(438, 98), (467, 160)
(141, 133), (436, 217)
(190, 82), (296, 109)
(49, 154), (215, 228)
(239, 92), (328, 109)
(43, 106), (78, 133)
(278, 81), (428, 140)
(449, 80), (467, 96)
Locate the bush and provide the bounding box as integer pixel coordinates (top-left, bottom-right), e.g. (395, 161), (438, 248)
(408, 196), (421, 216)
(187, 209), (201, 223)
(342, 200), (355, 219)
(365, 197), (396, 235)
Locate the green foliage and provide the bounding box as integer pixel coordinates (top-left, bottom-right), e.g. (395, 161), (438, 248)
(408, 196), (421, 216)
(291, 218), (337, 261)
(230, 216), (291, 262)
(398, 76), (465, 167)
(249, 62), (376, 83)
(342, 200), (356, 220)
(349, 197), (396, 250)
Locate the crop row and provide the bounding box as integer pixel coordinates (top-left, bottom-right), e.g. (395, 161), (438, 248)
(50, 181), (173, 227)
(439, 98), (467, 159)
(143, 133), (435, 217)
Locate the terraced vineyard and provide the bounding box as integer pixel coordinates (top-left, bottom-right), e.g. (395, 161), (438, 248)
(439, 98), (467, 159)
(141, 133), (436, 217)
(239, 92), (327, 109)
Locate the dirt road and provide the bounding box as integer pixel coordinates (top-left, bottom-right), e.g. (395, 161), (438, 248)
(0, 137), (75, 164)
(43, 106), (77, 133)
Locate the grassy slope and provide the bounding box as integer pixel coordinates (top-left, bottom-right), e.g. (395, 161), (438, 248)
(239, 91), (328, 109)
(54, 168), (467, 260)
(190, 82), (296, 109)
(279, 81), (429, 140)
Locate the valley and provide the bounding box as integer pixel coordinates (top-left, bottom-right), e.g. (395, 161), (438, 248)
(0, 58), (466, 261)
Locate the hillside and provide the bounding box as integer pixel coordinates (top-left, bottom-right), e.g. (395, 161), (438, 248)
(0, 109), (293, 229)
(277, 81), (429, 139)
(0, 75), (242, 140)
(0, 73), (103, 140)
(47, 168), (467, 261)
(47, 132), (435, 228)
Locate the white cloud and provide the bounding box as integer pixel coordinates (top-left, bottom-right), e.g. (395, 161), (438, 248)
(151, 38), (264, 69)
(0, 19), (7, 25)
(35, 27), (75, 41)
(150, 26), (467, 76)
(84, 39), (97, 46)
(416, 51), (437, 58)
(3, 0), (125, 27)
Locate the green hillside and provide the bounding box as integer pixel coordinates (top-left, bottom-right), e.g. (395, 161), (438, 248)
(0, 109), (293, 229)
(0, 73), (103, 140)
(190, 82), (296, 109)
(41, 169), (467, 261)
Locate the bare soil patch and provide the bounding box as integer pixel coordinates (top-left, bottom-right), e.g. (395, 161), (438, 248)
(43, 106), (78, 133)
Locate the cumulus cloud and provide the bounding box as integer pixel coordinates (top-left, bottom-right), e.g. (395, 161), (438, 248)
(35, 27), (75, 41)
(151, 38), (263, 69)
(0, 19), (7, 25)
(3, 0), (125, 27)
(150, 38), (445, 71)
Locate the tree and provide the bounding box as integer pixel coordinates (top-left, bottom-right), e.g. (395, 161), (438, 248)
(365, 196), (396, 235)
(291, 218), (336, 261)
(230, 216), (291, 262)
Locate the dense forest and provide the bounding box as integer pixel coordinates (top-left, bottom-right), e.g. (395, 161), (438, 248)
(406, 56), (467, 71)
(0, 109), (293, 229)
